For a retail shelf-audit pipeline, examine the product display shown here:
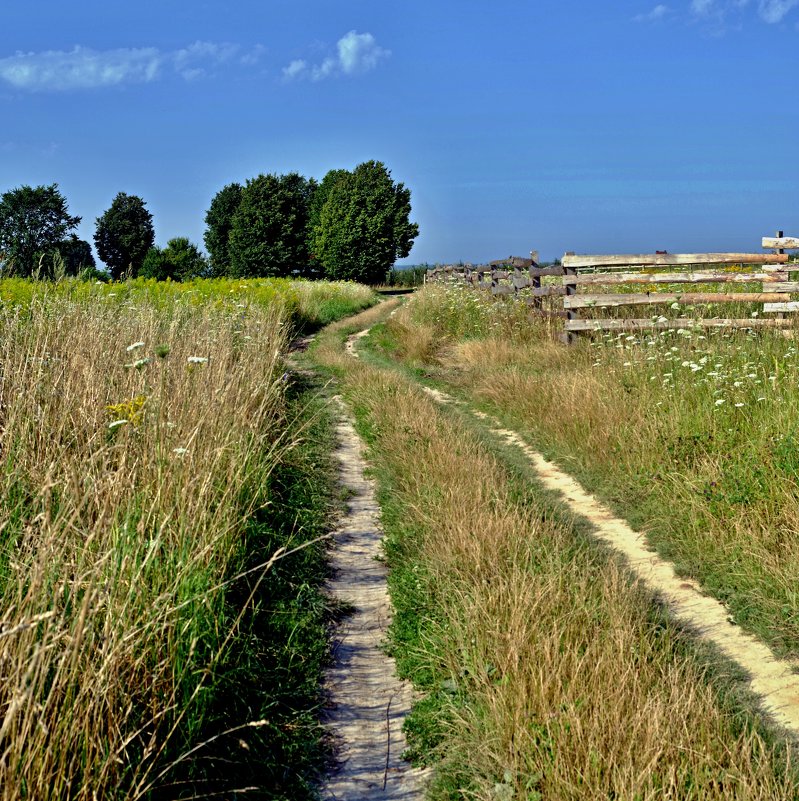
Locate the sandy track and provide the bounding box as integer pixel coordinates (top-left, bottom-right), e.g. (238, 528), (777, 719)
(420, 384), (799, 738)
(320, 397), (425, 800)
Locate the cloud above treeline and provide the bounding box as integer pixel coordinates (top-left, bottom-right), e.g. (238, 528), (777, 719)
(633, 0), (799, 24)
(0, 42), (265, 91)
(282, 31), (390, 82)
(690, 0), (799, 21)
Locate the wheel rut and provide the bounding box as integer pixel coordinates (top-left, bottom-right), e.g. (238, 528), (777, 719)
(342, 323), (799, 741)
(320, 397), (424, 799)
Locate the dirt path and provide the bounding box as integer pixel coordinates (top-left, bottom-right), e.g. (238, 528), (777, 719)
(320, 396), (426, 800)
(417, 384), (799, 738)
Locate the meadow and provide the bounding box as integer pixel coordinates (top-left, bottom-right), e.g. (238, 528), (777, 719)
(311, 288), (799, 799)
(0, 276), (374, 800)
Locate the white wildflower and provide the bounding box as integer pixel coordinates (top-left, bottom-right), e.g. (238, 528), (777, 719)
(187, 356), (209, 364)
(108, 419), (128, 430)
(126, 341), (145, 352)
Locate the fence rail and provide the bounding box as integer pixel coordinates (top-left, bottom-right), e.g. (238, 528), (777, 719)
(424, 233), (799, 342)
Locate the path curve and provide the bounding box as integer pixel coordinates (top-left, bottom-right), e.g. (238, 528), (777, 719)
(420, 385), (799, 738)
(320, 395), (425, 799)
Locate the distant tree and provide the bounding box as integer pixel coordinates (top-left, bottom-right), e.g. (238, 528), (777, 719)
(314, 161), (418, 284)
(0, 184), (81, 276)
(203, 182), (243, 276)
(94, 192), (155, 279)
(306, 169), (349, 276)
(57, 234), (96, 275)
(140, 237), (208, 281)
(228, 173), (314, 278)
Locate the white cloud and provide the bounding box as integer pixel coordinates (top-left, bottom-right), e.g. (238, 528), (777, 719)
(634, 4), (671, 21)
(689, 0), (797, 21)
(283, 30), (390, 82)
(0, 41), (266, 91)
(758, 0), (799, 21)
(172, 41), (239, 80)
(0, 46), (162, 91)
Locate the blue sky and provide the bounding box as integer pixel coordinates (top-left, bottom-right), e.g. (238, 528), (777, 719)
(1, 0), (798, 265)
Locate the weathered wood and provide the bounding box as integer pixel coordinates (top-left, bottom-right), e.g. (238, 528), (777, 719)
(490, 256), (534, 268)
(763, 237), (799, 250)
(564, 292), (789, 309)
(564, 271), (789, 286)
(491, 285), (515, 296)
(566, 317), (796, 332)
(764, 302), (799, 313)
(512, 273), (530, 290)
(530, 266), (566, 278)
(770, 282), (799, 292)
(562, 253), (788, 268)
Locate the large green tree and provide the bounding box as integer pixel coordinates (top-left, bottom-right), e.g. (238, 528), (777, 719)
(306, 169), (349, 276)
(203, 182), (243, 276)
(0, 184), (81, 276)
(57, 234), (96, 276)
(228, 173), (314, 278)
(139, 237), (209, 281)
(94, 192), (155, 279)
(312, 161), (418, 284)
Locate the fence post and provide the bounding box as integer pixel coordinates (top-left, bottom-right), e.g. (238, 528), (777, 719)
(560, 252), (576, 345)
(530, 249), (542, 311)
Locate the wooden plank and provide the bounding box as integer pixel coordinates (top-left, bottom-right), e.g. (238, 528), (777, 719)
(763, 237), (799, 250)
(490, 256), (534, 268)
(562, 253), (788, 268)
(491, 285), (515, 296)
(764, 302), (799, 313)
(531, 285), (566, 297)
(566, 317), (797, 332)
(565, 292), (788, 309)
(530, 266), (565, 278)
(564, 271), (789, 286)
(771, 282), (799, 292)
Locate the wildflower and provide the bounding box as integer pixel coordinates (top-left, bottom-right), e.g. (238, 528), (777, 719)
(126, 341), (145, 352)
(173, 447), (188, 456)
(671, 302), (680, 310)
(734, 402), (745, 407)
(108, 419), (128, 430)
(751, 311), (759, 318)
(187, 356), (209, 364)
(715, 399), (726, 406)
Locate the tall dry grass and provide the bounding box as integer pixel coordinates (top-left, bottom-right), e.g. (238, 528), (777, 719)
(0, 289), (291, 799)
(396, 286), (799, 659)
(313, 319), (799, 800)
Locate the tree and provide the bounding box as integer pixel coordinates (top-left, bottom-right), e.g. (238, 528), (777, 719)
(305, 169), (348, 277)
(203, 183), (243, 276)
(0, 184), (81, 276)
(94, 192), (155, 279)
(139, 237), (208, 281)
(57, 235), (96, 276)
(228, 173), (314, 278)
(312, 161), (418, 284)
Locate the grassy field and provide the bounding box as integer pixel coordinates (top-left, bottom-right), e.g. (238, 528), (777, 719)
(309, 299), (799, 800)
(388, 284), (799, 660)
(0, 276), (374, 800)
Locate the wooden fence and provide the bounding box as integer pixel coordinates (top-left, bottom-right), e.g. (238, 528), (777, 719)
(425, 234), (799, 342)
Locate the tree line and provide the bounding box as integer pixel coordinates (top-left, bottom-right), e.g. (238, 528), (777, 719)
(0, 160), (418, 284)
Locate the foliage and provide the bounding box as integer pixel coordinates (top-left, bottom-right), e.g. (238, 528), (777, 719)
(204, 182), (243, 276)
(57, 234), (96, 275)
(140, 237), (209, 281)
(306, 169), (348, 276)
(0, 184), (81, 277)
(311, 161), (418, 285)
(228, 173), (314, 279)
(94, 192), (155, 279)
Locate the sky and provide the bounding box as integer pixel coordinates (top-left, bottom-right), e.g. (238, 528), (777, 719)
(1, 0), (798, 265)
